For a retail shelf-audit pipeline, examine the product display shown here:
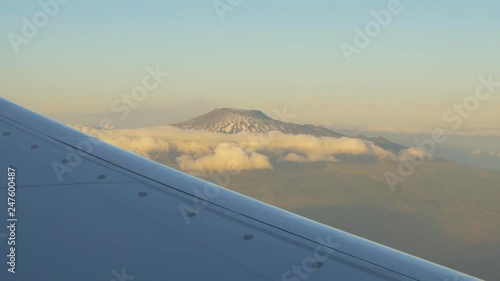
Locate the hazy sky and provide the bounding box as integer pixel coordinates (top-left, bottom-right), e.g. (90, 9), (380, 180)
(1, 0), (500, 128)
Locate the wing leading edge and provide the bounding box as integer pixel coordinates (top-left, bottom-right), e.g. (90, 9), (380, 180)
(0, 97), (481, 281)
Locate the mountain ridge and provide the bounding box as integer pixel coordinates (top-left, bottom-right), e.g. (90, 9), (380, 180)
(173, 108), (344, 137)
(172, 108), (407, 153)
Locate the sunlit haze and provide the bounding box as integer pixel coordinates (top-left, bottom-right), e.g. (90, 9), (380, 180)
(1, 0), (500, 129)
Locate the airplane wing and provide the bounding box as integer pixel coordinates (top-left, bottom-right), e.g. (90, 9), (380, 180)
(0, 97), (481, 281)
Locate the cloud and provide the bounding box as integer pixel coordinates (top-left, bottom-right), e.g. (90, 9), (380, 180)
(398, 147), (433, 162)
(177, 143), (271, 173)
(450, 129), (500, 137)
(488, 151), (500, 158)
(71, 125), (420, 173)
(472, 150), (500, 158)
(331, 125), (500, 137)
(471, 149), (500, 158)
(472, 149), (483, 158)
(242, 133), (371, 156)
(363, 126), (428, 134)
(113, 136), (169, 157)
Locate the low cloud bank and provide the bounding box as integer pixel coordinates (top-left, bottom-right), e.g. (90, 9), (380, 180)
(472, 149), (500, 158)
(72, 125), (426, 173)
(329, 125), (500, 137)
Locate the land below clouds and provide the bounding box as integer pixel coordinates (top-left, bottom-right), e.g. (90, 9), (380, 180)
(197, 160), (500, 280)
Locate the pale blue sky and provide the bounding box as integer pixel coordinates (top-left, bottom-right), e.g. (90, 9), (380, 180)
(1, 0), (499, 128)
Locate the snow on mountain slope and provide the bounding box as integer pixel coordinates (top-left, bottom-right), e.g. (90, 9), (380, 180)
(173, 108), (344, 137)
(172, 108), (406, 153)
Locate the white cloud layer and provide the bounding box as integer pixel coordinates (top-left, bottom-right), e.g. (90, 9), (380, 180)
(71, 125), (425, 173)
(399, 147), (433, 162)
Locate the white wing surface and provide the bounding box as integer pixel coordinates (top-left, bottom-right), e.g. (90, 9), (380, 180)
(0, 97), (481, 281)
